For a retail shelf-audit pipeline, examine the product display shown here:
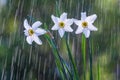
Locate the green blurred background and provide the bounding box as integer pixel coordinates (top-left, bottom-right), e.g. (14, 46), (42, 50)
(0, 0), (120, 80)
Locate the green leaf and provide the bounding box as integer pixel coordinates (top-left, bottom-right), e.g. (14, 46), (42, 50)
(81, 34), (86, 80)
(65, 33), (79, 80)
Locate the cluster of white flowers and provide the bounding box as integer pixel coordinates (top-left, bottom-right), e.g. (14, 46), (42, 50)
(24, 12), (98, 45)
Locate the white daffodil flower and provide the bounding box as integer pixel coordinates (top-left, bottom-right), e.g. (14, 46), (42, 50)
(24, 19), (46, 45)
(74, 12), (98, 38)
(51, 12), (73, 38)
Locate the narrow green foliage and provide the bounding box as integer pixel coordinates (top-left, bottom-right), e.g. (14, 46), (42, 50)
(43, 24), (65, 79)
(97, 58), (100, 80)
(81, 34), (86, 80)
(88, 38), (93, 80)
(97, 45), (100, 80)
(61, 57), (73, 79)
(43, 24), (72, 80)
(55, 1), (61, 16)
(44, 34), (65, 79)
(65, 33), (79, 80)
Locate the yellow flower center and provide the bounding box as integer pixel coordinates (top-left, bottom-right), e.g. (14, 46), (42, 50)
(82, 21), (88, 28)
(28, 29), (34, 36)
(59, 22), (65, 28)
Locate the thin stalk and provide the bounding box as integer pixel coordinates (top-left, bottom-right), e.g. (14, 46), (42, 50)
(81, 34), (86, 80)
(44, 33), (72, 80)
(60, 56), (73, 79)
(65, 33), (79, 80)
(55, 1), (61, 16)
(52, 38), (72, 79)
(44, 34), (65, 79)
(97, 58), (100, 80)
(88, 38), (93, 80)
(97, 45), (100, 80)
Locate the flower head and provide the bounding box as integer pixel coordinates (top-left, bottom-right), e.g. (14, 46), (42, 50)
(51, 12), (73, 38)
(24, 19), (46, 45)
(74, 12), (98, 38)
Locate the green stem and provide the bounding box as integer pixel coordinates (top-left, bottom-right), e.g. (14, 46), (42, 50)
(82, 34), (86, 80)
(55, 1), (61, 16)
(44, 33), (72, 80)
(97, 45), (100, 80)
(44, 34), (65, 79)
(65, 33), (79, 80)
(97, 59), (100, 80)
(52, 38), (73, 79)
(88, 38), (93, 80)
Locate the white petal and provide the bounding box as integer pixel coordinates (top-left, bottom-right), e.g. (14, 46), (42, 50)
(65, 19), (73, 26)
(51, 24), (59, 30)
(64, 26), (73, 32)
(83, 29), (90, 38)
(86, 14), (97, 23)
(74, 20), (82, 26)
(81, 12), (86, 20)
(75, 26), (83, 34)
(58, 29), (65, 38)
(24, 19), (31, 30)
(60, 12), (67, 21)
(32, 34), (42, 45)
(73, 18), (78, 21)
(24, 30), (29, 36)
(26, 36), (33, 45)
(35, 28), (46, 36)
(51, 15), (58, 24)
(88, 24), (98, 31)
(32, 21), (42, 30)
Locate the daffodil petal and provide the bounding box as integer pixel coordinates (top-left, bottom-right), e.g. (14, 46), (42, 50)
(32, 21), (42, 30)
(81, 12), (86, 20)
(74, 20), (82, 26)
(65, 19), (73, 25)
(58, 29), (65, 38)
(83, 29), (90, 38)
(24, 19), (31, 30)
(64, 26), (73, 32)
(88, 24), (98, 31)
(26, 36), (33, 44)
(51, 15), (58, 24)
(51, 24), (59, 30)
(86, 14), (97, 23)
(60, 12), (67, 21)
(75, 26), (83, 34)
(35, 28), (46, 36)
(33, 34), (42, 45)
(24, 30), (29, 36)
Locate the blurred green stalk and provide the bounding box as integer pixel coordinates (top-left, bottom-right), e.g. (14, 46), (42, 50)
(44, 24), (72, 80)
(88, 38), (93, 80)
(97, 45), (100, 80)
(81, 34), (86, 80)
(65, 33), (79, 80)
(44, 33), (65, 79)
